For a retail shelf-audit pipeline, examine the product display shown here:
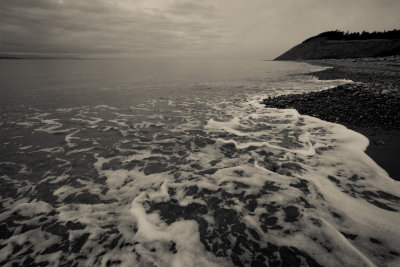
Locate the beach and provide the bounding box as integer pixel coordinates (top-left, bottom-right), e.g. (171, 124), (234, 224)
(1, 59), (399, 266)
(263, 56), (400, 181)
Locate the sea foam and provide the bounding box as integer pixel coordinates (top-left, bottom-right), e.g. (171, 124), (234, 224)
(1, 61), (398, 266)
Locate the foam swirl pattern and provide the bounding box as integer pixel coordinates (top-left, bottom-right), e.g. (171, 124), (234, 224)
(0, 61), (399, 266)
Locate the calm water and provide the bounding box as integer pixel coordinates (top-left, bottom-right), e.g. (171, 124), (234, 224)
(0, 59), (399, 266)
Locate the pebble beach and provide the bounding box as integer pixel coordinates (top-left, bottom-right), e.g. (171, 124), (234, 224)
(263, 56), (400, 180)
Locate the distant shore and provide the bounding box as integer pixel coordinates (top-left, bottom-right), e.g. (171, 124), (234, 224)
(264, 56), (400, 180)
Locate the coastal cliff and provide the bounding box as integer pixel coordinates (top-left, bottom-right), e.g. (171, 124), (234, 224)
(275, 30), (400, 60)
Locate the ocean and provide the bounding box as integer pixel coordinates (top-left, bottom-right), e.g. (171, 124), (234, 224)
(0, 59), (399, 266)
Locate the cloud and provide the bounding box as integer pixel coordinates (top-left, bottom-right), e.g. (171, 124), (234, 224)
(0, 0), (399, 59)
(0, 0), (226, 58)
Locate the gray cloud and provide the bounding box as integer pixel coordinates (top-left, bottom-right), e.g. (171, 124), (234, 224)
(0, 0), (225, 58)
(0, 0), (399, 59)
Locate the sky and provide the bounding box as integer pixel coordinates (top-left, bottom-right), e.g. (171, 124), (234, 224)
(0, 0), (399, 59)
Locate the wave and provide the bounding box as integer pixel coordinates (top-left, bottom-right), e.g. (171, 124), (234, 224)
(0, 68), (399, 266)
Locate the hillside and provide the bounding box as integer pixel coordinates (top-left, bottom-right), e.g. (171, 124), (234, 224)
(275, 30), (400, 60)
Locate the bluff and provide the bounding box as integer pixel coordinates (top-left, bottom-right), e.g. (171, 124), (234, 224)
(275, 30), (400, 60)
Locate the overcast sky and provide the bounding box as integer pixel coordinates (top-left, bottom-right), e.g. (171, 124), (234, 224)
(1, 0), (399, 59)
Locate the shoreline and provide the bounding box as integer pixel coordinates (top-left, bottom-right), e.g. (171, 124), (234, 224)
(264, 57), (400, 181)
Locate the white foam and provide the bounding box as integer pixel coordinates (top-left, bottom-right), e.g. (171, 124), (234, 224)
(131, 191), (231, 267)
(2, 62), (399, 266)
(0, 229), (61, 265)
(65, 130), (80, 148)
(16, 121), (34, 127)
(19, 145), (32, 150)
(34, 119), (63, 133)
(66, 147), (93, 155)
(39, 147), (65, 153)
(13, 201), (53, 217)
(205, 118), (248, 137)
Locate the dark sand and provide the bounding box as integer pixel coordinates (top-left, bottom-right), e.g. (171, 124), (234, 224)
(264, 56), (400, 180)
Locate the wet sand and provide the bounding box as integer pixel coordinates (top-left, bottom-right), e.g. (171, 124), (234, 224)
(264, 56), (400, 180)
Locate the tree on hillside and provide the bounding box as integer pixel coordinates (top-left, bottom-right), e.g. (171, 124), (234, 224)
(303, 29), (400, 43)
